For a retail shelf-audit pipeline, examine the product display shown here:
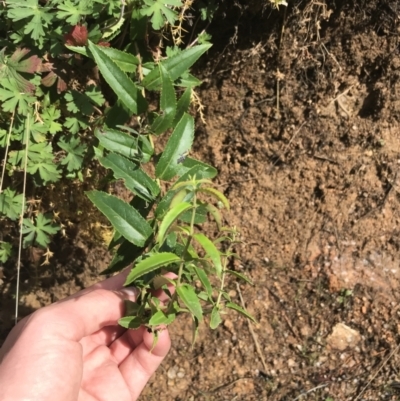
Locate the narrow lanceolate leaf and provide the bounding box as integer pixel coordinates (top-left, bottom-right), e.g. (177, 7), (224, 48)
(226, 302), (257, 323)
(204, 203), (222, 230)
(177, 164), (218, 181)
(149, 310), (176, 326)
(227, 270), (254, 285)
(96, 47), (139, 72)
(119, 316), (143, 329)
(155, 113), (194, 180)
(88, 41), (147, 114)
(151, 65), (177, 135)
(155, 164), (217, 219)
(193, 233), (222, 278)
(95, 127), (140, 159)
(86, 191), (152, 247)
(176, 284), (203, 322)
(142, 44), (212, 90)
(158, 202), (192, 245)
(125, 252), (181, 285)
(193, 265), (213, 301)
(198, 187), (230, 210)
(169, 189), (189, 211)
(210, 306), (222, 330)
(173, 87), (192, 126)
(175, 157), (218, 178)
(99, 153), (159, 201)
(67, 46), (139, 72)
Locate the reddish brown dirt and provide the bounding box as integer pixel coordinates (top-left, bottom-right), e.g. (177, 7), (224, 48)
(2, 1), (400, 400)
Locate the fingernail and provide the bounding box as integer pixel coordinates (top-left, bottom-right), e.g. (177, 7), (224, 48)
(120, 286), (138, 298)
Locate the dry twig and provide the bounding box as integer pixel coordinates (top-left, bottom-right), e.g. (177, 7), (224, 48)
(236, 282), (267, 372)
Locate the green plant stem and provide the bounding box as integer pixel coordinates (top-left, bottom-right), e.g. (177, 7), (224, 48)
(216, 232), (237, 308)
(216, 253), (228, 308)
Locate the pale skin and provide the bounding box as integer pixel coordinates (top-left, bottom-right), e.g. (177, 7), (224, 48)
(0, 271), (172, 401)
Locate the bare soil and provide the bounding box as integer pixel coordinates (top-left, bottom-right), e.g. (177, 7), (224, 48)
(2, 1), (400, 400)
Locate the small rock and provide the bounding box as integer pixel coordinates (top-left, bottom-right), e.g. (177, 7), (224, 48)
(177, 369), (185, 379)
(167, 366), (178, 380)
(300, 324), (312, 338)
(326, 323), (361, 351)
(224, 319), (234, 332)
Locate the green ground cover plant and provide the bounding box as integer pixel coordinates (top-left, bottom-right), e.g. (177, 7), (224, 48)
(0, 0), (255, 337)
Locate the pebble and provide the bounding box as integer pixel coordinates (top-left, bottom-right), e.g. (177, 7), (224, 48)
(167, 366), (178, 380)
(326, 323), (361, 351)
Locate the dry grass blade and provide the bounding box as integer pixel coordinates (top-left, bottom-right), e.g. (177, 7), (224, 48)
(236, 282), (267, 372)
(15, 114), (30, 324)
(353, 344), (400, 401)
(0, 111), (15, 194)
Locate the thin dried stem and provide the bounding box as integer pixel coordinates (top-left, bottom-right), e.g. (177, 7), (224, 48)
(236, 282), (267, 372)
(15, 113), (30, 324)
(0, 110), (15, 194)
(353, 344), (400, 401)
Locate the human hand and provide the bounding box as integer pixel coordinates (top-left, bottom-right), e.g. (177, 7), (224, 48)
(0, 271), (171, 401)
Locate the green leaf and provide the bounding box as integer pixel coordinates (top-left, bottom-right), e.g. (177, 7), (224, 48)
(0, 79), (36, 115)
(58, 136), (87, 172)
(176, 284), (203, 322)
(226, 302), (257, 323)
(22, 213), (60, 248)
(227, 270), (254, 285)
(88, 41), (147, 114)
(210, 306), (222, 330)
(55, 0), (91, 25)
(95, 127), (141, 160)
(141, 0), (182, 29)
(119, 316), (143, 329)
(198, 187), (230, 210)
(9, 142), (61, 184)
(151, 64), (177, 135)
(103, 197), (154, 274)
(142, 44), (212, 90)
(179, 204), (207, 224)
(93, 46), (139, 73)
(65, 86), (104, 116)
(0, 48), (40, 93)
(86, 190), (152, 247)
(175, 157), (217, 178)
(0, 188), (25, 221)
(155, 113), (194, 180)
(0, 242), (12, 263)
(178, 73), (202, 88)
(41, 106), (62, 135)
(149, 310), (176, 326)
(85, 85), (105, 106)
(7, 0), (53, 48)
(125, 252), (181, 285)
(204, 202), (222, 230)
(155, 164), (217, 219)
(173, 87), (192, 126)
(193, 265), (213, 301)
(193, 233), (222, 278)
(158, 202), (192, 245)
(99, 153), (159, 201)
(64, 116), (88, 135)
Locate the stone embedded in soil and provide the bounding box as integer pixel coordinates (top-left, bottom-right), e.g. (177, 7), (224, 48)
(167, 366), (178, 380)
(326, 323), (361, 351)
